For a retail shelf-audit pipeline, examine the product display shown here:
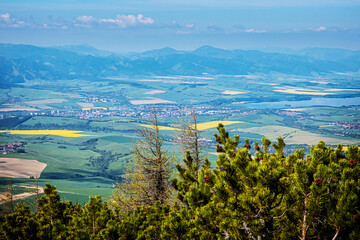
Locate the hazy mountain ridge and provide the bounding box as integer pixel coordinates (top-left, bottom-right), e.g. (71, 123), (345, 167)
(1, 43), (359, 88)
(54, 44), (115, 57)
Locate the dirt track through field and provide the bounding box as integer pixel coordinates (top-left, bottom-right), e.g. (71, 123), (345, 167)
(0, 185), (44, 204)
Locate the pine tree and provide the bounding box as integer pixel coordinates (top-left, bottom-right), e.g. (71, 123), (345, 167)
(111, 109), (173, 212)
(30, 175), (41, 212)
(0, 203), (38, 239)
(206, 127), (289, 239)
(277, 142), (360, 239)
(36, 183), (68, 239)
(70, 196), (116, 239)
(179, 125), (360, 239)
(176, 108), (205, 172)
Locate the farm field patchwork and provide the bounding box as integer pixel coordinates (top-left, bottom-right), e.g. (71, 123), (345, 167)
(0, 130), (91, 137)
(141, 120), (244, 131)
(1, 73), (359, 205)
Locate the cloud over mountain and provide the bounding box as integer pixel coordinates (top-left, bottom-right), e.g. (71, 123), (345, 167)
(74, 14), (155, 28)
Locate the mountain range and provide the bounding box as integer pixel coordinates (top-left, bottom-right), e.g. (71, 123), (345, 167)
(1, 43), (359, 88)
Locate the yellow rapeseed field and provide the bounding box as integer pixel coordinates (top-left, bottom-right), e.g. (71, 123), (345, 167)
(0, 130), (90, 137)
(140, 125), (180, 131)
(195, 121), (243, 130)
(141, 120), (243, 131)
(274, 88), (334, 96)
(222, 90), (246, 95)
(82, 107), (107, 111)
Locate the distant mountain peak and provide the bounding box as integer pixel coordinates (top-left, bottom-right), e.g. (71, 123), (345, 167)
(194, 45), (226, 52)
(54, 44), (114, 57)
(129, 47), (182, 59)
(143, 47), (178, 54)
(192, 45), (237, 58)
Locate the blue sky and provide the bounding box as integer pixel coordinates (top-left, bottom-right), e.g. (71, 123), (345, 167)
(0, 0), (359, 52)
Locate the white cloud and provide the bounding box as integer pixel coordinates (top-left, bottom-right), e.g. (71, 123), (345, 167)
(12, 21), (26, 28)
(314, 26), (327, 32)
(0, 13), (11, 23)
(168, 20), (195, 30)
(76, 15), (97, 23)
(1, 12), (154, 30)
(74, 15), (99, 28)
(309, 26), (341, 32)
(74, 14), (154, 28)
(244, 28), (267, 33)
(100, 14), (154, 27)
(232, 25), (267, 33)
(137, 14), (154, 24)
(0, 13), (28, 28)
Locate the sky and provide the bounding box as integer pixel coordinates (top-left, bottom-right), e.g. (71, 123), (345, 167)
(0, 0), (360, 52)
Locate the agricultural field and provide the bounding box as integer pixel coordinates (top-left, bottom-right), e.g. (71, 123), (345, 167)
(141, 120), (244, 131)
(222, 90), (246, 95)
(1, 72), (359, 205)
(273, 87), (334, 96)
(25, 99), (68, 109)
(232, 125), (357, 145)
(130, 98), (175, 105)
(0, 158), (47, 178)
(0, 108), (38, 112)
(0, 130), (91, 137)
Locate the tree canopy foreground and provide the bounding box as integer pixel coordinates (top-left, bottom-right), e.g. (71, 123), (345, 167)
(0, 124), (359, 239)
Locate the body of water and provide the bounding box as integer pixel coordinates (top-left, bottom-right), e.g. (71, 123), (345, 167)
(243, 97), (360, 109)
